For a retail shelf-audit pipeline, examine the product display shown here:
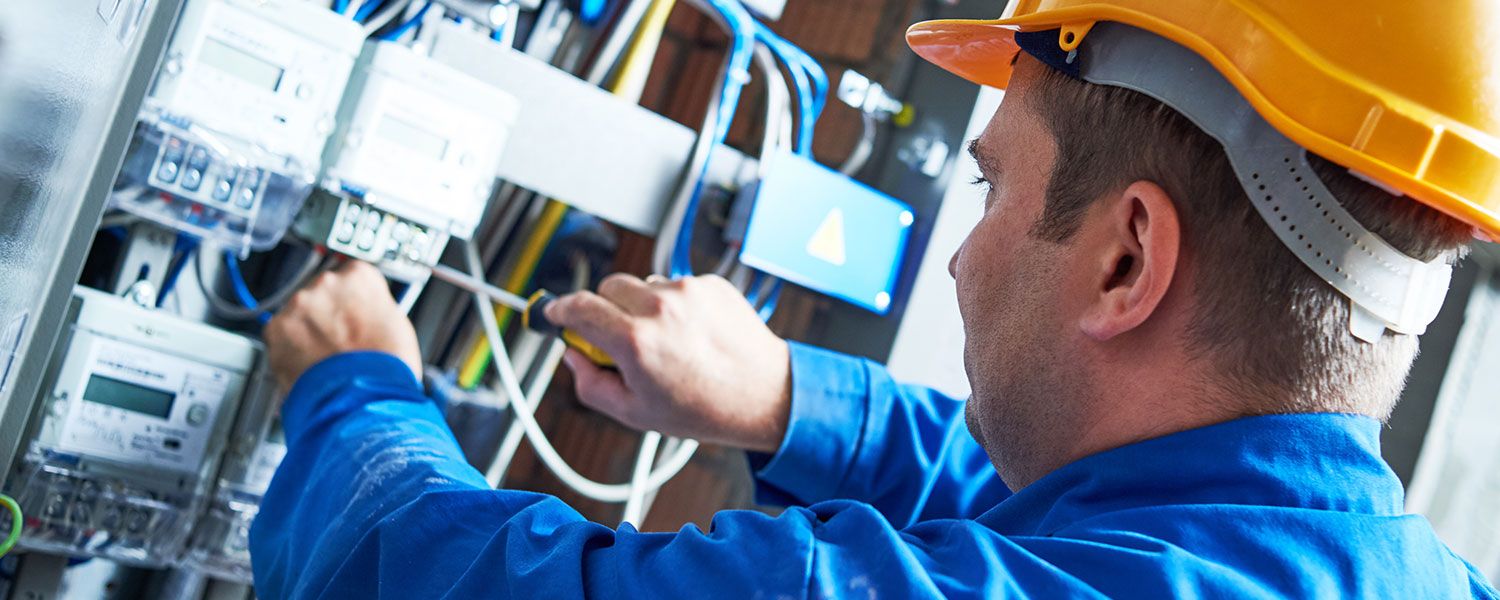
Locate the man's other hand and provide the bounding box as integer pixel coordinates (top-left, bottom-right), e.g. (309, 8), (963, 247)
(265, 261), (422, 391)
(545, 274), (792, 454)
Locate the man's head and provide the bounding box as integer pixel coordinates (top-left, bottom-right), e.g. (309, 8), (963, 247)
(952, 55), (1473, 489)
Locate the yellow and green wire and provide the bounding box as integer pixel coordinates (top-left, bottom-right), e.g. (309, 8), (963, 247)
(0, 493), (21, 557)
(457, 0), (679, 389)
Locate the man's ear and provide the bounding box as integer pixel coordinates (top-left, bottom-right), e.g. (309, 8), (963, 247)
(1078, 180), (1181, 341)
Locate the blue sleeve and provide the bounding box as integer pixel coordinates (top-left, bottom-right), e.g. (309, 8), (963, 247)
(749, 343), (1010, 527)
(248, 352), (1102, 599)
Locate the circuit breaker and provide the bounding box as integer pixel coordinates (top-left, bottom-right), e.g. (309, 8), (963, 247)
(3, 288), (261, 566)
(297, 41), (520, 282)
(113, 0), (364, 253)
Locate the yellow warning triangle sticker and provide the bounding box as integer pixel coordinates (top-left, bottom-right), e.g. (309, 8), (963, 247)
(806, 207), (847, 266)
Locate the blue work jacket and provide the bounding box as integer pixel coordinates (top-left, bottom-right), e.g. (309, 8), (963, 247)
(250, 343), (1498, 598)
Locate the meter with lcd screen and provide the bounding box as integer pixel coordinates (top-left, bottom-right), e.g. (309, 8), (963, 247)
(4, 287), (260, 566)
(113, 0), (364, 252)
(295, 41), (520, 282)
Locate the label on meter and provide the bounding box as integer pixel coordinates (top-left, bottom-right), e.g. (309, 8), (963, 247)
(57, 338), (230, 473)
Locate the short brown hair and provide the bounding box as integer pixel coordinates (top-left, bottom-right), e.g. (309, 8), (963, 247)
(1024, 62), (1472, 419)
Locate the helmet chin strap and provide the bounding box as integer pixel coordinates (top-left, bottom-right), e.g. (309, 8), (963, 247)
(1063, 23), (1452, 342)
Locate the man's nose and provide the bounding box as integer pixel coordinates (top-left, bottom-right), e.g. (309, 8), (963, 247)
(948, 248), (959, 279)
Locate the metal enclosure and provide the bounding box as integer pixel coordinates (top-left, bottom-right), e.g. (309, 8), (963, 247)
(0, 0), (186, 488)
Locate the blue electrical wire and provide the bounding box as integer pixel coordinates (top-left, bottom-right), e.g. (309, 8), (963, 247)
(756, 281), (782, 321)
(668, 0), (757, 279)
(381, 1), (434, 41)
(222, 251), (272, 325)
(353, 0), (387, 22)
(754, 24), (827, 155)
(668, 1), (831, 290)
(156, 235), (200, 308)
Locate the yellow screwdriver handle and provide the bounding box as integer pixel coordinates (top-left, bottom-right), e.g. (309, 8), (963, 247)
(523, 291), (617, 368)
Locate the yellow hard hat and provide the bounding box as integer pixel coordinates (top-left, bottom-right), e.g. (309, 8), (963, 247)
(906, 0), (1500, 242)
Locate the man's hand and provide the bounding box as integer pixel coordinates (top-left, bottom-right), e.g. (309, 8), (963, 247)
(546, 274), (792, 454)
(264, 261), (422, 392)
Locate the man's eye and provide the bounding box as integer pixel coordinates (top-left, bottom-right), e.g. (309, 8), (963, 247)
(970, 175), (990, 189)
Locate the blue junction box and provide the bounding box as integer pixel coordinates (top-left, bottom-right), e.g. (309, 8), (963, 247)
(739, 151), (914, 314)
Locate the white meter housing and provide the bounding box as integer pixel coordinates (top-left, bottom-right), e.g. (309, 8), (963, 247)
(114, 0), (364, 252)
(5, 287), (260, 566)
(321, 42), (520, 241)
(184, 384), (286, 583)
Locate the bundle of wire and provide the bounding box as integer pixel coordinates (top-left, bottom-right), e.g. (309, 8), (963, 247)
(334, 0), (432, 38)
(664, 0), (828, 323)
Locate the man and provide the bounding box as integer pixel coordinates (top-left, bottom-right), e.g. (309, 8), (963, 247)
(251, 1), (1500, 597)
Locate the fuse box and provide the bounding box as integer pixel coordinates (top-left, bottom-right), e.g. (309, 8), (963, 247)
(112, 0), (364, 253)
(3, 288), (261, 566)
(299, 41), (520, 279)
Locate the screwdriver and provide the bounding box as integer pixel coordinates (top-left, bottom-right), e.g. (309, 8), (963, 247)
(428, 264), (616, 367)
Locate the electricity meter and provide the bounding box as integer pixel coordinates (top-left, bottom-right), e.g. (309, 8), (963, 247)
(296, 41), (520, 281)
(183, 384), (285, 583)
(113, 0), (364, 253)
(4, 287), (261, 566)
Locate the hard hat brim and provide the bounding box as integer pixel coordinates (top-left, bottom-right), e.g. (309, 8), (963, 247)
(906, 19), (1027, 90)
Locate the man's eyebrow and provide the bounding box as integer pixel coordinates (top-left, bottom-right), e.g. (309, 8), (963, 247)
(968, 138), (990, 170)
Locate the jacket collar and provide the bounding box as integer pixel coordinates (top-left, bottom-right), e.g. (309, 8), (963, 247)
(977, 413), (1405, 536)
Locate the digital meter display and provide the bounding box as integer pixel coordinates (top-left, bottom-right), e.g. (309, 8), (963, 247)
(83, 374), (177, 419)
(199, 37), (284, 91)
(377, 115), (450, 160)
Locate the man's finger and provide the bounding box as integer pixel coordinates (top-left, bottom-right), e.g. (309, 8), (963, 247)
(562, 349), (635, 422)
(597, 273), (664, 316)
(545, 291), (636, 355)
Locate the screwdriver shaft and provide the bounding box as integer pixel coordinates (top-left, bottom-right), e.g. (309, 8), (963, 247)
(428, 264), (531, 312)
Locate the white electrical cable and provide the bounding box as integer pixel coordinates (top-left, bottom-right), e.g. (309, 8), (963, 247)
(839, 112), (877, 176)
(484, 338), (566, 487)
(755, 43), (792, 172)
(651, 53), (732, 276)
(486, 256), (588, 487)
(620, 431), (662, 525)
(464, 241), (699, 502)
(585, 0), (657, 86)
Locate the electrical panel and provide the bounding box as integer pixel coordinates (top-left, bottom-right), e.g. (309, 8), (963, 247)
(297, 41), (520, 281)
(113, 0), (365, 253)
(3, 287), (261, 566)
